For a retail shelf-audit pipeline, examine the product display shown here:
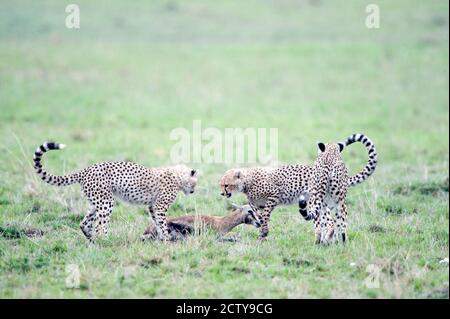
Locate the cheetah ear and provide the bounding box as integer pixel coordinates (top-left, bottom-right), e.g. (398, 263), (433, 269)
(338, 142), (345, 152)
(234, 170), (241, 179)
(317, 142), (326, 153)
(190, 169), (197, 177)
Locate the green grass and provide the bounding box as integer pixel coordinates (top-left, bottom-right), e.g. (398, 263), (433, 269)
(0, 0), (448, 298)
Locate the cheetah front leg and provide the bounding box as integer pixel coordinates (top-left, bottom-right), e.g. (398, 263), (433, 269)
(258, 198), (277, 241)
(151, 198), (175, 242)
(141, 207), (156, 241)
(153, 210), (170, 241)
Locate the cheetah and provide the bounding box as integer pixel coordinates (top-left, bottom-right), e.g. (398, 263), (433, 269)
(32, 142), (198, 242)
(142, 203), (261, 241)
(219, 133), (377, 243)
(298, 133), (378, 244)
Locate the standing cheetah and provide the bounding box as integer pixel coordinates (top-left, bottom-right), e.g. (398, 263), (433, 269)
(219, 165), (313, 241)
(33, 142), (198, 242)
(299, 133), (378, 244)
(219, 133), (377, 243)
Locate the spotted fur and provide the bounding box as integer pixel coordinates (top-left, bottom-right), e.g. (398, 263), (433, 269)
(299, 133), (378, 244)
(219, 133), (378, 243)
(33, 142), (198, 242)
(219, 165), (313, 240)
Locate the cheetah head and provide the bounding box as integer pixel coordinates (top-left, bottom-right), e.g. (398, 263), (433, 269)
(317, 142), (345, 155)
(219, 169), (245, 198)
(176, 165), (198, 195)
(231, 203), (261, 228)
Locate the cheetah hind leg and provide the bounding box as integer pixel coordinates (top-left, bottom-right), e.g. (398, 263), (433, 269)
(141, 207), (157, 241)
(153, 211), (171, 241)
(314, 217), (321, 244)
(258, 198), (277, 241)
(80, 207), (97, 242)
(93, 196), (115, 239)
(316, 207), (334, 245)
(323, 206), (335, 244)
(333, 201), (348, 244)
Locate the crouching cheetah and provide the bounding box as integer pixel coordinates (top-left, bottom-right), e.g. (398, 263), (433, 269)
(33, 142), (198, 242)
(219, 133), (377, 244)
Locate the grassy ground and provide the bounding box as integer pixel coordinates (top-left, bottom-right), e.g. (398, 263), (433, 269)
(0, 0), (448, 298)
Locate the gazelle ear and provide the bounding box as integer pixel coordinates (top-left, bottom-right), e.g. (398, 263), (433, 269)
(317, 142), (326, 153)
(338, 142), (345, 152)
(234, 170), (241, 179)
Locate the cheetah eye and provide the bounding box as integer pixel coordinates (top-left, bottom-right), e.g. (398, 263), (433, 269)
(224, 184), (229, 188)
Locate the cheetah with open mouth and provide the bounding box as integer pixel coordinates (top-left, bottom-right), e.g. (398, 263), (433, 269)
(219, 133), (377, 244)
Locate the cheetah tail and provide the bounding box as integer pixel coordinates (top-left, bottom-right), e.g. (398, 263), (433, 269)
(342, 134), (378, 187)
(33, 142), (80, 186)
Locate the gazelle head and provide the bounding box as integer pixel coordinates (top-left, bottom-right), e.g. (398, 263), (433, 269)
(231, 203), (261, 228)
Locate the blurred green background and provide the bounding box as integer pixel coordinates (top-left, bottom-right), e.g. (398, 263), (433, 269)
(0, 0), (448, 298)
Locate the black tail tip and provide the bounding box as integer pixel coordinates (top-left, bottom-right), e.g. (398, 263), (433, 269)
(46, 142), (58, 150)
(44, 142), (65, 150)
